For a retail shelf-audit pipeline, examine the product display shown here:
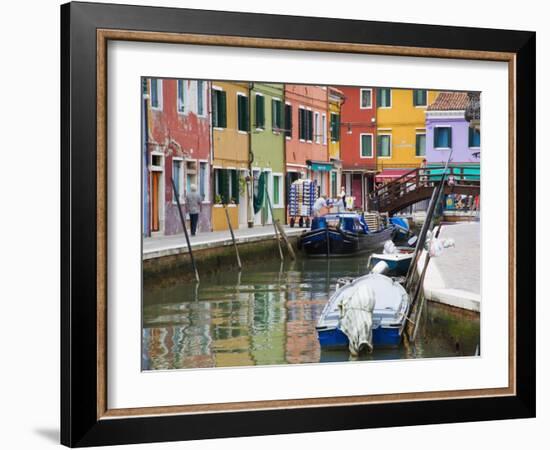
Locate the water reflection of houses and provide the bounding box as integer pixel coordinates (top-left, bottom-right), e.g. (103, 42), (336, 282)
(284, 261), (329, 364)
(249, 281), (286, 366)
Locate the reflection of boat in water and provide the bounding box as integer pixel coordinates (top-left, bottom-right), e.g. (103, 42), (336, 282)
(316, 273), (410, 352)
(297, 213), (396, 257)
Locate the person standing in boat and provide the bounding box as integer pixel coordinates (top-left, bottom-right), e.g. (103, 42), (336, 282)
(185, 184), (202, 236)
(313, 194), (329, 217)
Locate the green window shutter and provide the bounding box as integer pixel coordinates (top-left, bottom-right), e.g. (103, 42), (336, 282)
(298, 108), (304, 140)
(276, 100), (282, 129)
(219, 169), (229, 204)
(231, 170), (240, 204)
(273, 176), (280, 205)
(212, 90), (218, 126)
(239, 96), (249, 132)
(219, 91), (227, 128)
(238, 96), (243, 131)
(376, 88), (382, 107)
(256, 94), (264, 128)
(308, 110), (313, 140)
(271, 99), (276, 129)
(416, 134), (426, 156)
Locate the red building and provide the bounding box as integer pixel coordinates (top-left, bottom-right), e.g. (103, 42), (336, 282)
(339, 87), (377, 211)
(146, 78), (212, 236)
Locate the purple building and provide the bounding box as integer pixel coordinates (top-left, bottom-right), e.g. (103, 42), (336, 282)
(425, 92), (480, 168)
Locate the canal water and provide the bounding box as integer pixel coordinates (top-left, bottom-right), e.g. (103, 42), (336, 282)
(143, 254), (480, 371)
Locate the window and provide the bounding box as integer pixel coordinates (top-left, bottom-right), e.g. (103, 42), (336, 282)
(434, 127), (452, 148)
(197, 80), (205, 116)
(185, 161), (197, 195)
(377, 88), (391, 108)
(272, 99), (283, 131)
(255, 94), (265, 129)
(360, 88), (372, 108)
(273, 174), (283, 207)
(416, 133), (426, 156)
(413, 89), (427, 107)
(214, 169), (239, 204)
(237, 94), (249, 132)
(377, 134), (391, 157)
(314, 112), (320, 143)
(299, 108), (313, 141)
(199, 161), (209, 202)
(177, 80), (186, 113)
(172, 159), (183, 201)
(322, 114), (327, 145)
(360, 134), (373, 158)
(150, 78), (162, 110)
(212, 89), (227, 128)
(330, 113), (340, 142)
(469, 127), (480, 147)
(298, 107), (306, 140)
(284, 103), (292, 138)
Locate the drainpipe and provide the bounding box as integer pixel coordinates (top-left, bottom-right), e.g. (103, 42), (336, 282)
(247, 82), (255, 228)
(142, 78), (150, 237)
(208, 81), (214, 231)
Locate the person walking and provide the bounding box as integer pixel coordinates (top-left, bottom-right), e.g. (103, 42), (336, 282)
(185, 184), (202, 236)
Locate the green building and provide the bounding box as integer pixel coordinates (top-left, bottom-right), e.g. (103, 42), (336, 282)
(250, 83), (286, 225)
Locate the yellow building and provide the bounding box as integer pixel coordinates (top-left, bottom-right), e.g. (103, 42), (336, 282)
(211, 81), (251, 230)
(375, 88), (438, 176)
(328, 87), (345, 197)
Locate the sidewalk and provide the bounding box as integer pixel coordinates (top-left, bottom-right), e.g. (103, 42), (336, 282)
(143, 224), (304, 260)
(419, 222), (481, 312)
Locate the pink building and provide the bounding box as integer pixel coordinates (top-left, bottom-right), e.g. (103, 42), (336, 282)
(146, 78), (212, 236)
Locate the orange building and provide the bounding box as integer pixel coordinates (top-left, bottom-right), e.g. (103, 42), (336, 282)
(284, 85), (331, 201)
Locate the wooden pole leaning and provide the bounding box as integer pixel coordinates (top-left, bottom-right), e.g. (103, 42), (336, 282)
(171, 177), (200, 283)
(224, 204), (242, 270)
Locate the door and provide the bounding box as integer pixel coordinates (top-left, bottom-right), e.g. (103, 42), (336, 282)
(151, 171), (160, 232)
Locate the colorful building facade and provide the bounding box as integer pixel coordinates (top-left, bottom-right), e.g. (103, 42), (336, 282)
(284, 85), (330, 201)
(339, 87), (378, 210)
(328, 87), (345, 198)
(250, 83), (286, 225)
(211, 81), (251, 230)
(425, 92), (481, 167)
(145, 78), (212, 236)
(375, 88), (438, 182)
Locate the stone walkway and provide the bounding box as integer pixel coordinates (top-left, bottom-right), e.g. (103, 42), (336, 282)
(143, 224), (304, 260)
(419, 222), (481, 311)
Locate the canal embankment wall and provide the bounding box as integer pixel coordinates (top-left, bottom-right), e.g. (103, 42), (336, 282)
(143, 226), (303, 283)
(418, 222), (480, 312)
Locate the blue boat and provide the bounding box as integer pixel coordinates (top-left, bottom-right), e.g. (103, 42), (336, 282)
(389, 216), (414, 245)
(297, 213), (396, 257)
(316, 274), (410, 351)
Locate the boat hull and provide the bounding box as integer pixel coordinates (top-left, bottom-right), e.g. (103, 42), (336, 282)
(317, 326), (402, 349)
(299, 226), (395, 257)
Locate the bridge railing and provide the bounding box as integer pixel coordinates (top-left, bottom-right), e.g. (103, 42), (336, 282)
(372, 166), (480, 210)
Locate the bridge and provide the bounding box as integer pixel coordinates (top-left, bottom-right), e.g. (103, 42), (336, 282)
(371, 166), (480, 214)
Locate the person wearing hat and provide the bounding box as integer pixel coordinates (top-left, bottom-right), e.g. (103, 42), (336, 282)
(185, 184), (202, 236)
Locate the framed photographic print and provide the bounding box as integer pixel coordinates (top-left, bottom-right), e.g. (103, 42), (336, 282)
(61, 1), (535, 447)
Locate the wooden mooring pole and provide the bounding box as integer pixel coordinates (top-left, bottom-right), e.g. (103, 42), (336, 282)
(224, 204), (242, 270)
(171, 177), (199, 283)
(265, 188), (284, 261)
(275, 219), (296, 260)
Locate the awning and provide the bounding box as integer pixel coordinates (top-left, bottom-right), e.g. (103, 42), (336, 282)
(375, 169), (412, 181)
(307, 160), (333, 172)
